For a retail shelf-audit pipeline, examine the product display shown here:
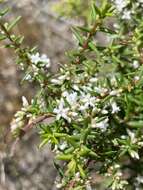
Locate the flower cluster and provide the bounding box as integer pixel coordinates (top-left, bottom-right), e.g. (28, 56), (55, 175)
(53, 78), (121, 132)
(23, 52), (51, 82)
(106, 164), (128, 190)
(113, 0), (143, 20)
(135, 175), (143, 190)
(29, 52), (50, 68)
(11, 96), (31, 133)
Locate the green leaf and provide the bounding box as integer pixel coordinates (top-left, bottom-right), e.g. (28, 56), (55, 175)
(15, 35), (24, 44)
(39, 138), (49, 148)
(100, 27), (116, 34)
(0, 8), (9, 16)
(91, 3), (101, 17)
(54, 132), (67, 138)
(91, 3), (97, 21)
(127, 120), (143, 128)
(88, 41), (96, 51)
(80, 127), (90, 142)
(72, 27), (84, 46)
(7, 16), (21, 31)
(119, 149), (127, 158)
(64, 147), (75, 154)
(0, 34), (6, 41)
(89, 150), (99, 158)
(53, 161), (64, 177)
(79, 145), (90, 156)
(77, 26), (91, 33)
(56, 154), (73, 161)
(66, 159), (76, 174)
(77, 164), (86, 178)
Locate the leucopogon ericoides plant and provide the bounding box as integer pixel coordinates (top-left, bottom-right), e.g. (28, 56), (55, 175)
(1, 0), (143, 189)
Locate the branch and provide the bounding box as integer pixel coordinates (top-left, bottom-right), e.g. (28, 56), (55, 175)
(75, 19), (102, 64)
(19, 113), (54, 138)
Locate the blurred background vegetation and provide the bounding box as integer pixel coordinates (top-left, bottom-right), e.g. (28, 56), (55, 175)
(0, 1), (74, 190)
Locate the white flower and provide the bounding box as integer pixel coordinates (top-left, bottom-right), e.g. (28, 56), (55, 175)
(51, 74), (67, 85)
(40, 54), (50, 67)
(31, 65), (39, 77)
(92, 118), (109, 131)
(29, 53), (50, 67)
(68, 111), (78, 118)
(110, 90), (118, 96)
(101, 109), (108, 114)
(82, 85), (92, 92)
(59, 142), (67, 150)
(130, 150), (139, 160)
(114, 0), (128, 12)
(94, 87), (108, 96)
(110, 89), (122, 96)
(24, 74), (32, 81)
(53, 99), (71, 122)
(10, 119), (24, 133)
(0, 29), (4, 34)
(22, 96), (29, 107)
(58, 75), (67, 81)
(83, 94), (96, 107)
(132, 60), (139, 69)
(86, 181), (92, 190)
(127, 129), (137, 143)
(138, 141), (143, 146)
(121, 135), (126, 139)
(113, 23), (120, 29)
(79, 104), (89, 111)
(51, 79), (62, 85)
(62, 91), (78, 106)
(89, 77), (98, 83)
(73, 84), (80, 91)
(136, 175), (143, 184)
(75, 172), (80, 181)
(29, 53), (40, 64)
(122, 10), (131, 20)
(10, 122), (18, 132)
(110, 76), (117, 86)
(134, 76), (140, 81)
(110, 91), (116, 96)
(56, 183), (63, 189)
(80, 93), (96, 111)
(114, 164), (120, 169)
(111, 102), (120, 114)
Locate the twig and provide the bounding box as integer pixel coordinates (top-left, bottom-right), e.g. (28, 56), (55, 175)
(19, 113), (54, 138)
(10, 113), (54, 156)
(75, 19), (102, 64)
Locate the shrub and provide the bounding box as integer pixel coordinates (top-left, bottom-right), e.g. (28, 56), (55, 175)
(1, 0), (143, 189)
